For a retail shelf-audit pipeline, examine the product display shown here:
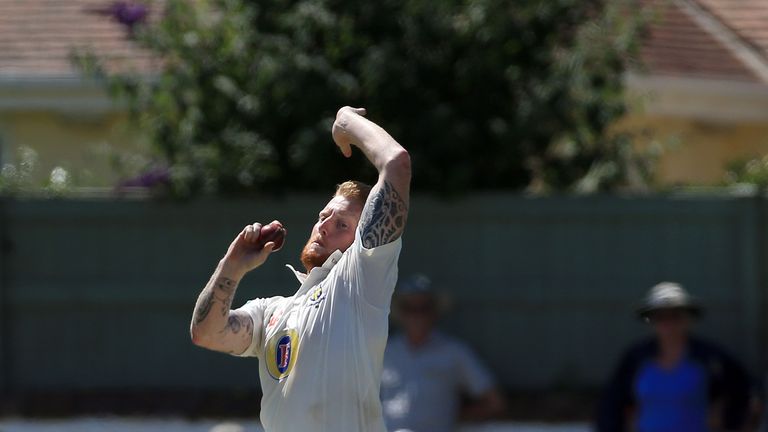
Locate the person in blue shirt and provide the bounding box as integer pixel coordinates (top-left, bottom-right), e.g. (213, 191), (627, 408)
(596, 282), (755, 432)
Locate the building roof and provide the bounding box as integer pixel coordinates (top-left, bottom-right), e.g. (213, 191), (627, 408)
(698, 0), (768, 60)
(0, 0), (156, 80)
(0, 0), (767, 85)
(640, 0), (768, 84)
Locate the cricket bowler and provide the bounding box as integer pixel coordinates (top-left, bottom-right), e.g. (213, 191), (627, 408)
(190, 106), (411, 432)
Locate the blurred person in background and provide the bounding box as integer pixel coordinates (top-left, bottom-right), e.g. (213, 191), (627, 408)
(380, 274), (506, 432)
(596, 282), (757, 432)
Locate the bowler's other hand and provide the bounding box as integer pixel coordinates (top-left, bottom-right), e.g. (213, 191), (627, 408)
(332, 106), (367, 158)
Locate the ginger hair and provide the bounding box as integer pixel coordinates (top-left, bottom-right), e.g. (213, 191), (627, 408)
(334, 180), (372, 208)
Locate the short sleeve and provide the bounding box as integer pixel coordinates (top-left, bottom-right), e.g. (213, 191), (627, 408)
(455, 342), (495, 397)
(346, 229), (402, 308)
(232, 297), (278, 358)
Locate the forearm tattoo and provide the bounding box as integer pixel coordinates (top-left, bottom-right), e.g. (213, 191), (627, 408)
(193, 276), (238, 325)
(360, 180), (408, 248)
(191, 275), (254, 353)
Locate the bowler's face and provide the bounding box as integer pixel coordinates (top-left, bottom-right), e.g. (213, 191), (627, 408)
(300, 195), (362, 270)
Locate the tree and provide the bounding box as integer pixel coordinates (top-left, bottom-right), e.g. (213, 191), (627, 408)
(80, 0), (650, 197)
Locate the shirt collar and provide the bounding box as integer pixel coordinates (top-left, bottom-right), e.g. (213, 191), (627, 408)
(284, 249), (344, 284)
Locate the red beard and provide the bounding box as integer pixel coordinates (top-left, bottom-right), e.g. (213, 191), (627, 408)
(300, 237), (330, 272)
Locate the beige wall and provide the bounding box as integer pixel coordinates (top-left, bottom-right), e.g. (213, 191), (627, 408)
(0, 110), (144, 187)
(5, 110), (767, 189)
(622, 115), (768, 186)
(2, 74), (768, 190)
(624, 74), (768, 187)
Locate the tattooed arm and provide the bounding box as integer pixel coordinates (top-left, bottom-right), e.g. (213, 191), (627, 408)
(190, 222), (278, 354)
(332, 107), (411, 247)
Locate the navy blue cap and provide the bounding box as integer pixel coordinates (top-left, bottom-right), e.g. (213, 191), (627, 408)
(397, 274), (433, 295)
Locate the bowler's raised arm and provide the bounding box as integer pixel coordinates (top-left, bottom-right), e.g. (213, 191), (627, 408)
(331, 106), (411, 248)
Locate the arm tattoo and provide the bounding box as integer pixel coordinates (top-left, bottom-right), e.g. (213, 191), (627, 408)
(193, 277), (238, 325)
(221, 312), (252, 336)
(193, 290), (215, 325)
(192, 275), (254, 353)
(226, 315), (242, 333)
(359, 180), (408, 248)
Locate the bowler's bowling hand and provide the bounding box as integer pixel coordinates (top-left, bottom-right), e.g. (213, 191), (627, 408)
(220, 221), (285, 279)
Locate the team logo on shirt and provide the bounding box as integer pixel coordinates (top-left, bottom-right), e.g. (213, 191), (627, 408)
(266, 329), (300, 381)
(307, 285), (327, 308)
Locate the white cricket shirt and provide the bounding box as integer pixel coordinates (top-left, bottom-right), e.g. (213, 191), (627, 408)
(236, 230), (402, 432)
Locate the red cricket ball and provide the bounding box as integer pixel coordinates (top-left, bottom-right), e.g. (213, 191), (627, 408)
(257, 221), (287, 251)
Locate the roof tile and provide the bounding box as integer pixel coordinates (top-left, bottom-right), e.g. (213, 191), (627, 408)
(698, 0), (768, 59)
(0, 0), (156, 78)
(1, 0), (767, 84)
(639, 0), (762, 82)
